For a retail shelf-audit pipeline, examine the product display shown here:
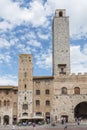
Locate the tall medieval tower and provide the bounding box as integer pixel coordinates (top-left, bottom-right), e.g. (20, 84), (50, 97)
(18, 54), (33, 122)
(52, 9), (70, 76)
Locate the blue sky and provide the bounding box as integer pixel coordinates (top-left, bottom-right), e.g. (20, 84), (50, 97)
(0, 0), (87, 85)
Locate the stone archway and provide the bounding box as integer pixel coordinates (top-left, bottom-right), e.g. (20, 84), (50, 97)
(3, 115), (9, 125)
(74, 102), (87, 119)
(45, 112), (50, 124)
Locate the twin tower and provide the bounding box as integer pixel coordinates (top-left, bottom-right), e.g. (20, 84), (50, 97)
(18, 9), (70, 122)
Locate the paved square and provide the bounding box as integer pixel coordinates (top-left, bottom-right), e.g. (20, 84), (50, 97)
(0, 124), (87, 130)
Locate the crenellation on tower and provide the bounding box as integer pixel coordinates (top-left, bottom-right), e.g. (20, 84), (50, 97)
(55, 9), (66, 17)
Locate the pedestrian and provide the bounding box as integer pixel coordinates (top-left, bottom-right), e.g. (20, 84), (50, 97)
(33, 122), (36, 130)
(12, 125), (15, 130)
(63, 118), (67, 130)
(64, 122), (67, 130)
(77, 119), (80, 125)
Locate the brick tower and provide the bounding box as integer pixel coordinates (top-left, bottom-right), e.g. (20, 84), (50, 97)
(52, 9), (70, 76)
(18, 54), (33, 122)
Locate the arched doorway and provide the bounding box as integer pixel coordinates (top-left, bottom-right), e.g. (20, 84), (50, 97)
(74, 102), (87, 119)
(3, 115), (9, 125)
(45, 112), (50, 124)
(61, 115), (68, 123)
(13, 115), (17, 124)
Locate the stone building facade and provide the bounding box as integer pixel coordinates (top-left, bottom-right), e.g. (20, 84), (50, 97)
(0, 9), (87, 125)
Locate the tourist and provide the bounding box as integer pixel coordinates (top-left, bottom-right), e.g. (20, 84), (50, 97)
(12, 125), (15, 130)
(33, 122), (36, 130)
(64, 122), (67, 130)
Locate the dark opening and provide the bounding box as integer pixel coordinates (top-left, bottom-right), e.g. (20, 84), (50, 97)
(3, 115), (9, 125)
(61, 115), (68, 122)
(59, 11), (63, 17)
(74, 102), (87, 119)
(45, 112), (50, 124)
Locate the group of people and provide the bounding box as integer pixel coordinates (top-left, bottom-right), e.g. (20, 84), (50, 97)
(12, 125), (15, 130)
(61, 117), (67, 130)
(12, 122), (37, 130)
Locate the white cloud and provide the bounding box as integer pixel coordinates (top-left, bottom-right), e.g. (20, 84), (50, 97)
(0, 0), (87, 38)
(0, 21), (14, 30)
(37, 31), (50, 40)
(46, 0), (87, 39)
(0, 0), (50, 28)
(27, 39), (42, 48)
(16, 43), (32, 54)
(35, 48), (52, 69)
(0, 53), (11, 63)
(26, 32), (36, 39)
(0, 75), (18, 86)
(0, 0), (87, 77)
(1, 0), (87, 39)
(0, 38), (15, 49)
(70, 45), (87, 73)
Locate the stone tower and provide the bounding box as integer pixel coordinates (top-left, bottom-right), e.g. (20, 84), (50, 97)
(18, 54), (33, 122)
(52, 9), (70, 76)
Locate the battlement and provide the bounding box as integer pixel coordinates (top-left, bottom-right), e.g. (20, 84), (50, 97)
(70, 72), (87, 76)
(55, 72), (87, 78)
(19, 54), (32, 58)
(55, 9), (66, 17)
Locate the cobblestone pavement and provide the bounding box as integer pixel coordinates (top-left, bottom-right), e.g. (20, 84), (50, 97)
(0, 123), (87, 130)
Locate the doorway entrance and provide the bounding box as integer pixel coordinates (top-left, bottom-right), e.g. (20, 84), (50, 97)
(61, 115), (68, 122)
(74, 102), (87, 119)
(3, 115), (9, 125)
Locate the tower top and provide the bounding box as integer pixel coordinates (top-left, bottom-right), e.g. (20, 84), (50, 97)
(52, 9), (70, 76)
(55, 9), (66, 17)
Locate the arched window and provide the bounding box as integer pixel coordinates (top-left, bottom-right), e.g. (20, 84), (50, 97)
(59, 11), (63, 17)
(74, 87), (80, 94)
(61, 87), (67, 94)
(36, 90), (40, 95)
(46, 100), (50, 106)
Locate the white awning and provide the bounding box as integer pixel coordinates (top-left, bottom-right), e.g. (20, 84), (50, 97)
(19, 116), (44, 120)
(19, 117), (32, 120)
(32, 116), (44, 119)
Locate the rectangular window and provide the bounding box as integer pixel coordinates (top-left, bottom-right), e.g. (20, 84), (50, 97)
(46, 100), (50, 106)
(36, 90), (40, 95)
(45, 89), (50, 95)
(36, 100), (40, 106)
(58, 64), (66, 74)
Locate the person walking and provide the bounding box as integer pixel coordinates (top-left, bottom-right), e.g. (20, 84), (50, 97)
(64, 122), (67, 130)
(12, 125), (15, 130)
(64, 118), (67, 130)
(33, 122), (36, 130)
